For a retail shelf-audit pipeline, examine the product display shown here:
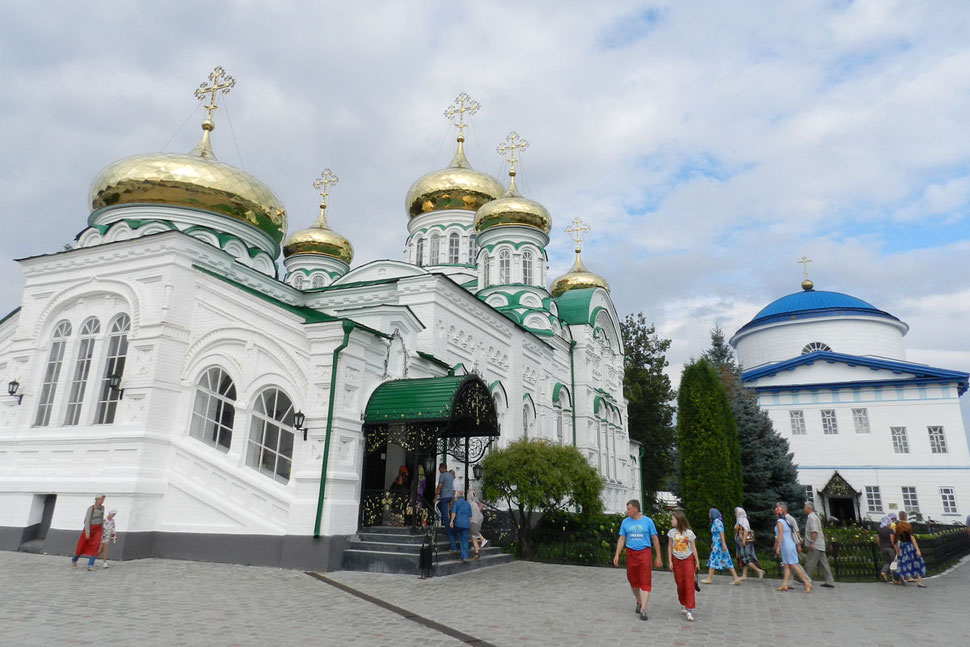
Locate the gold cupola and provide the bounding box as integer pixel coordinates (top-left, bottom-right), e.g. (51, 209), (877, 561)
(405, 93), (503, 218)
(88, 67), (287, 244)
(474, 131), (551, 234)
(550, 218), (610, 297)
(282, 169), (353, 263)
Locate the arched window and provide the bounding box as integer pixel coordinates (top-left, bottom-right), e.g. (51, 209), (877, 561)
(415, 237), (425, 267)
(247, 387), (296, 483)
(467, 235), (477, 264)
(555, 406), (563, 443)
(190, 367), (236, 452)
(522, 250), (534, 285)
(499, 249), (511, 284)
(34, 320), (72, 427)
(64, 317), (101, 426)
(448, 233), (460, 264)
(802, 342), (831, 354)
(293, 274), (305, 290)
(94, 315), (130, 425)
(522, 402), (530, 438)
(482, 253), (490, 284)
(493, 392), (503, 432)
(430, 234), (441, 265)
(311, 274), (326, 288)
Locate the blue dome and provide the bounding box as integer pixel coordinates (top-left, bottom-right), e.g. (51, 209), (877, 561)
(738, 290), (900, 333)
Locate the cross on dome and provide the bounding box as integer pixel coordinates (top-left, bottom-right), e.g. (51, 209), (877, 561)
(565, 217), (590, 252)
(797, 255), (815, 291)
(194, 66), (236, 124)
(444, 92), (481, 141)
(313, 169), (340, 210)
(497, 131), (529, 175)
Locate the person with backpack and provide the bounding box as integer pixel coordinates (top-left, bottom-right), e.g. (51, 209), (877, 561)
(773, 502), (811, 593)
(733, 506), (765, 580)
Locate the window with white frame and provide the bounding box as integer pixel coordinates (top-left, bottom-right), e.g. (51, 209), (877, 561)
(821, 409), (838, 435)
(940, 487), (958, 514)
(415, 237), (425, 266)
(247, 388), (296, 483)
(448, 233), (460, 264)
(804, 485), (814, 506)
(34, 320), (72, 427)
(293, 274), (305, 290)
(789, 410), (806, 435)
(928, 426), (948, 454)
(430, 234), (440, 264)
(499, 249), (511, 284)
(190, 367), (237, 452)
(311, 274), (325, 288)
(94, 315), (130, 425)
(802, 342), (832, 354)
(852, 408), (870, 434)
(467, 235), (477, 264)
(522, 250), (534, 285)
(865, 486), (883, 513)
(555, 405), (563, 443)
(522, 402), (530, 438)
(901, 486), (919, 513)
(64, 318), (101, 426)
(891, 426), (909, 453)
(482, 253), (490, 284)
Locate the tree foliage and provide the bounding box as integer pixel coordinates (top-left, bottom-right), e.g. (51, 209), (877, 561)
(480, 439), (603, 557)
(704, 326), (805, 534)
(676, 358), (744, 532)
(619, 312), (676, 510)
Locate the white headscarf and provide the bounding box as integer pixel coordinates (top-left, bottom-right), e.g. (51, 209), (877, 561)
(467, 490), (484, 525)
(734, 506), (751, 532)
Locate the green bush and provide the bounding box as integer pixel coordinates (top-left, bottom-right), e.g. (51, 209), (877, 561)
(531, 510), (673, 566)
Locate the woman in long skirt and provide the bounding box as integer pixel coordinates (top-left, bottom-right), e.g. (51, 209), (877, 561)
(773, 502), (811, 593)
(733, 506), (765, 580)
(71, 494), (106, 571)
(701, 508), (741, 585)
(894, 511), (926, 587)
(667, 509), (700, 621)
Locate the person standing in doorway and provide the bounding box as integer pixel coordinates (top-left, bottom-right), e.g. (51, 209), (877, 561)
(71, 494), (106, 571)
(773, 502), (812, 593)
(702, 509), (741, 585)
(802, 502), (835, 588)
(667, 509), (700, 622)
(613, 499), (662, 621)
(435, 463), (456, 552)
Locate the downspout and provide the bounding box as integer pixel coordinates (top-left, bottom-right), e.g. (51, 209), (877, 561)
(638, 445), (646, 509)
(314, 319), (355, 538)
(569, 340), (577, 447)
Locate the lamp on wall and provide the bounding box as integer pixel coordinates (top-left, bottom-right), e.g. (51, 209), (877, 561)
(293, 410), (307, 441)
(107, 374), (124, 400)
(472, 462), (483, 481)
(7, 379), (23, 405)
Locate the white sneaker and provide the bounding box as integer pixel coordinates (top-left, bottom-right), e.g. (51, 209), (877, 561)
(681, 607), (688, 615)
(480, 537), (489, 549)
(686, 611), (695, 622)
(103, 562), (109, 569)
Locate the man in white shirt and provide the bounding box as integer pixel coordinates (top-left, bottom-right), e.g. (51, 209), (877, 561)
(450, 469), (464, 498)
(803, 502), (835, 588)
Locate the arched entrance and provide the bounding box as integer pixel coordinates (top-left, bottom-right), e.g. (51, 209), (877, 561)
(819, 471), (860, 525)
(359, 374), (499, 528)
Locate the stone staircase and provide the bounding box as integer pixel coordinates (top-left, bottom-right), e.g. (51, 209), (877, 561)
(341, 526), (513, 576)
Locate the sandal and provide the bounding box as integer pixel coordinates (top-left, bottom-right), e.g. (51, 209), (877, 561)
(775, 586), (789, 591)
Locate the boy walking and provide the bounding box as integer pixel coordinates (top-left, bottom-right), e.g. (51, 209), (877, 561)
(613, 499), (662, 621)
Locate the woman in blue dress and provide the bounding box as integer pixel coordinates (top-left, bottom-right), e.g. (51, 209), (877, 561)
(701, 509), (741, 585)
(894, 511), (926, 587)
(773, 502), (811, 593)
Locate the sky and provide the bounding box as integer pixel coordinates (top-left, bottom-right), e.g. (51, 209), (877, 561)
(1, 1), (968, 422)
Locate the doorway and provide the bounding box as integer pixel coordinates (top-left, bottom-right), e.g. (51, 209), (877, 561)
(828, 497), (857, 524)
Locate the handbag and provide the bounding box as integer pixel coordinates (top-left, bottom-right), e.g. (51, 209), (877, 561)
(890, 558), (898, 572)
(745, 529), (756, 543)
(694, 573), (701, 592)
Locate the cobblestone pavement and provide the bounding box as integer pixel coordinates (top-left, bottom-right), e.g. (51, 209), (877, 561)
(3, 551), (968, 647)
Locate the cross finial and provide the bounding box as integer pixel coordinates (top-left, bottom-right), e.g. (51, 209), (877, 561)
(565, 217), (591, 252)
(444, 92), (481, 141)
(194, 66), (236, 125)
(497, 131), (530, 175)
(797, 255), (812, 280)
(313, 169), (340, 210)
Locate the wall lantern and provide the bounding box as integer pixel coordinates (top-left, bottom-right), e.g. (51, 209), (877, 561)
(293, 410), (307, 441)
(7, 379), (23, 405)
(108, 374), (124, 400)
(472, 463), (483, 481)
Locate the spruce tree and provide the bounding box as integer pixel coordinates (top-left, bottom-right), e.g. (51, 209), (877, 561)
(704, 327), (805, 534)
(676, 359), (744, 532)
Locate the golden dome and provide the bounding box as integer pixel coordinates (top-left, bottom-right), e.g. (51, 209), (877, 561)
(89, 121), (287, 243)
(474, 172), (551, 234)
(550, 249), (610, 298)
(405, 137), (504, 218)
(801, 279), (815, 291)
(282, 206), (353, 263)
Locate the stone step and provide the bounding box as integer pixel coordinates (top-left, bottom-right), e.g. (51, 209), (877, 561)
(360, 525), (422, 536)
(341, 547), (512, 576)
(357, 532), (435, 545)
(18, 539), (46, 554)
(349, 539), (451, 554)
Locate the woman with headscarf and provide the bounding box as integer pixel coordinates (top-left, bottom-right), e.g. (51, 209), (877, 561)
(71, 494), (106, 571)
(894, 511), (926, 587)
(701, 508), (741, 585)
(876, 514), (897, 582)
(733, 507), (765, 580)
(467, 489), (487, 559)
(773, 501), (811, 593)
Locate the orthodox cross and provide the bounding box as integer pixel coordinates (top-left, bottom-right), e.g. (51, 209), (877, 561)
(194, 66), (236, 122)
(565, 217), (590, 251)
(497, 131), (529, 174)
(444, 92), (480, 140)
(797, 255), (812, 280)
(313, 169), (340, 210)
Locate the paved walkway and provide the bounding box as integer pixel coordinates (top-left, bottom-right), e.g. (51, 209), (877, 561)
(2, 551), (968, 646)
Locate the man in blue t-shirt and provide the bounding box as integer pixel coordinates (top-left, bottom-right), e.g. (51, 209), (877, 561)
(613, 499), (661, 621)
(435, 463), (456, 551)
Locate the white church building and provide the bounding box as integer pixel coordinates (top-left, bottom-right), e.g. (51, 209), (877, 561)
(0, 76), (639, 570)
(730, 277), (970, 524)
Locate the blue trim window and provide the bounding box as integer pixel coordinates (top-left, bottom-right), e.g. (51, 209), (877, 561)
(821, 409), (838, 435)
(901, 486), (919, 513)
(804, 485), (814, 505)
(852, 408), (870, 434)
(940, 487), (957, 514)
(891, 426), (909, 453)
(865, 486), (882, 513)
(789, 410), (806, 435)
(928, 426), (948, 454)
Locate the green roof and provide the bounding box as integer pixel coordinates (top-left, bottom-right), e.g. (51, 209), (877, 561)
(364, 375), (468, 423)
(555, 288), (597, 325)
(0, 306), (21, 327)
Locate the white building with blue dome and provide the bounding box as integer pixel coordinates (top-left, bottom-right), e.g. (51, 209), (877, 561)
(730, 279), (970, 523)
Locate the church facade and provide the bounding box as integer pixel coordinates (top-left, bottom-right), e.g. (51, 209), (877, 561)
(731, 278), (970, 524)
(0, 79), (639, 570)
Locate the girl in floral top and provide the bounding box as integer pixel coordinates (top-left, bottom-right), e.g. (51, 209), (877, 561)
(99, 510), (117, 569)
(667, 510), (700, 621)
(701, 508), (741, 585)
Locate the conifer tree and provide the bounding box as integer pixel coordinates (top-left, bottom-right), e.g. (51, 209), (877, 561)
(676, 359), (743, 531)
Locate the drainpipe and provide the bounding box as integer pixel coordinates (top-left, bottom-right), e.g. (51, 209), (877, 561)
(314, 320), (355, 538)
(638, 445), (646, 509)
(568, 340), (577, 447)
